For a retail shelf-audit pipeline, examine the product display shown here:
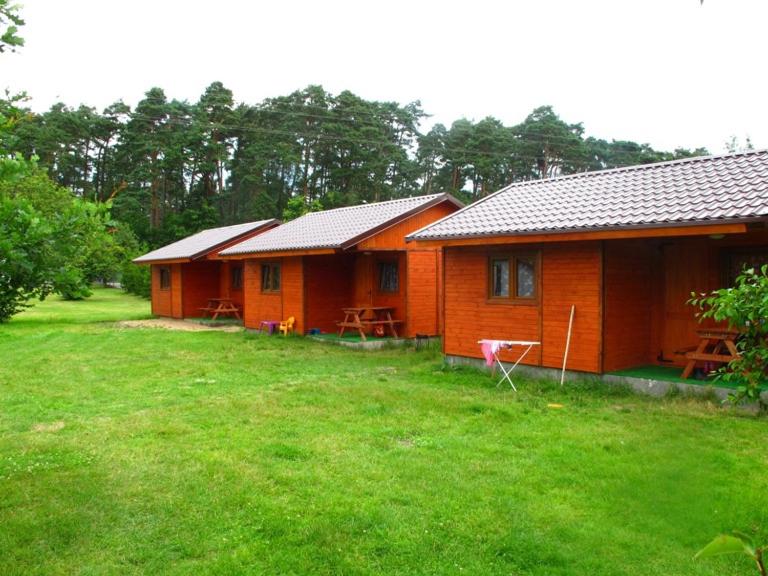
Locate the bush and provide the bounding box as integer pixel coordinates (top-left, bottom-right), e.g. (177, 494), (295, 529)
(121, 260), (150, 298)
(689, 265), (768, 407)
(0, 196), (55, 321)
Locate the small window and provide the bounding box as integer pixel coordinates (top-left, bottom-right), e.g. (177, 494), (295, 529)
(516, 257), (536, 298)
(378, 261), (399, 293)
(488, 253), (538, 302)
(490, 259), (510, 297)
(159, 266), (171, 290)
(230, 266), (243, 291)
(261, 263), (281, 292)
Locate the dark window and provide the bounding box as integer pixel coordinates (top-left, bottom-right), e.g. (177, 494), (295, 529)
(378, 261), (399, 293)
(159, 266), (171, 290)
(261, 263), (281, 292)
(231, 266), (243, 291)
(490, 259), (510, 297)
(724, 248), (768, 286)
(488, 253), (538, 302)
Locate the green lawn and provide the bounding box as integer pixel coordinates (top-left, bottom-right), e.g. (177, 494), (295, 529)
(1, 289), (766, 575)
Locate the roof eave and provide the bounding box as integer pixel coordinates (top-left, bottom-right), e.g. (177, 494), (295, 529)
(410, 217), (767, 244)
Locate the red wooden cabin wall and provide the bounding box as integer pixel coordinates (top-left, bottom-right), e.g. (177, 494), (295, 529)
(181, 261), (221, 318)
(443, 243), (603, 373)
(602, 241), (654, 372)
(357, 202), (458, 251)
(406, 250), (441, 337)
(151, 263), (183, 318)
(304, 254), (355, 334)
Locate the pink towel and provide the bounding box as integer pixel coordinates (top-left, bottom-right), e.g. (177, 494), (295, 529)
(480, 340), (503, 366)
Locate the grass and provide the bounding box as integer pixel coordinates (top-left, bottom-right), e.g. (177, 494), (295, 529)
(0, 288), (766, 575)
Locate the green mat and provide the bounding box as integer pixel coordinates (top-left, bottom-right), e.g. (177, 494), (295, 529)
(610, 365), (767, 390)
(310, 332), (396, 343)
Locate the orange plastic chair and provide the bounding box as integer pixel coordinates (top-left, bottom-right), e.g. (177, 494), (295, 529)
(279, 316), (295, 336)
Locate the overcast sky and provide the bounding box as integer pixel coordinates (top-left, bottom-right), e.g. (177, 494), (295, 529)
(3, 0), (766, 153)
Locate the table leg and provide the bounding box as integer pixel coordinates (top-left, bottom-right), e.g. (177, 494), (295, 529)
(339, 312), (350, 337)
(682, 338), (710, 379)
(385, 311), (398, 338)
(724, 339), (739, 359)
(355, 313), (366, 341)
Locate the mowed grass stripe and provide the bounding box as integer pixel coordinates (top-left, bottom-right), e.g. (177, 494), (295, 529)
(0, 289), (765, 575)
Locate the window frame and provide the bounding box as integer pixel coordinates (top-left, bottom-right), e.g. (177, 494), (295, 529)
(230, 265), (243, 291)
(158, 266), (171, 291)
(260, 262), (281, 293)
(487, 251), (540, 305)
(376, 260), (400, 294)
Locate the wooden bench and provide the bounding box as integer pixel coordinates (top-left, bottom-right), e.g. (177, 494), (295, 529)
(199, 299), (241, 321)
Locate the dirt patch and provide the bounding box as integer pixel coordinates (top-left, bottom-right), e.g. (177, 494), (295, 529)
(32, 421), (65, 433)
(116, 319), (243, 332)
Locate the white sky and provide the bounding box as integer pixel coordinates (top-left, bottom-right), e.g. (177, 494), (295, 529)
(3, 0), (766, 153)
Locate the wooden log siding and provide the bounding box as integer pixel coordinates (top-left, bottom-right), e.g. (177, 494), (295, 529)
(170, 264), (183, 318)
(181, 261), (221, 318)
(357, 202), (458, 251)
(304, 254), (355, 334)
(406, 250), (441, 337)
(151, 264), (172, 317)
(282, 257), (305, 334)
(371, 252), (407, 330)
(443, 243), (603, 373)
(602, 240), (654, 372)
(243, 259), (282, 329)
(242, 257), (304, 332)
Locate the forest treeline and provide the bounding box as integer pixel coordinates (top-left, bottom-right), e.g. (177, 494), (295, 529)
(4, 83), (709, 249)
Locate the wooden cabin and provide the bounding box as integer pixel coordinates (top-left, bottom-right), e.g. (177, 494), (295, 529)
(219, 194), (463, 336)
(133, 220), (279, 319)
(408, 150), (768, 375)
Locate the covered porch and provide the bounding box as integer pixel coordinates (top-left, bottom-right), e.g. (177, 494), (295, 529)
(303, 251), (407, 337)
(602, 228), (768, 378)
(177, 259), (246, 320)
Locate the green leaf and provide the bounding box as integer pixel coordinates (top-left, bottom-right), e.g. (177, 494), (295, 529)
(695, 534), (756, 560)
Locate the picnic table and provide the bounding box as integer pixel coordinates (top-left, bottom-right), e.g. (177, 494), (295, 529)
(199, 297), (241, 321)
(680, 328), (740, 379)
(337, 306), (402, 340)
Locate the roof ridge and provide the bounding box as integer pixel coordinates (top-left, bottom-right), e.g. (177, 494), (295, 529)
(303, 193), (444, 216)
(195, 219), (273, 234)
(501, 148), (768, 190)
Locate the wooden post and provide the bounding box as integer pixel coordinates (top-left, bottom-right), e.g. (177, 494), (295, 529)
(561, 305), (575, 386)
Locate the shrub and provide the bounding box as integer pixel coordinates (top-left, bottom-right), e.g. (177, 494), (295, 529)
(689, 265), (768, 408)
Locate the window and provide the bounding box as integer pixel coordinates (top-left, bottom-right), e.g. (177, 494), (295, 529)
(488, 253), (538, 302)
(378, 261), (399, 293)
(230, 265), (243, 291)
(159, 266), (171, 290)
(490, 259), (510, 297)
(723, 248), (767, 286)
(261, 263), (281, 292)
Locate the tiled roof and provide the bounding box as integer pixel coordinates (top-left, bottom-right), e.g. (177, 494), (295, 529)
(410, 150), (768, 240)
(133, 220), (278, 263)
(221, 194), (461, 255)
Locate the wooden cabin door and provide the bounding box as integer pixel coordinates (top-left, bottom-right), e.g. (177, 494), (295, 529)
(659, 240), (711, 364)
(354, 254), (373, 306)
